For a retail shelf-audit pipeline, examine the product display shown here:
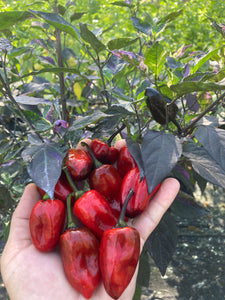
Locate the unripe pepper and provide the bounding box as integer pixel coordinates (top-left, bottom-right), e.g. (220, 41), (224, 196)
(116, 145), (137, 178)
(89, 164), (122, 218)
(29, 199), (66, 252)
(100, 189), (140, 299)
(73, 190), (117, 239)
(65, 148), (93, 181)
(60, 194), (101, 299)
(120, 167), (161, 218)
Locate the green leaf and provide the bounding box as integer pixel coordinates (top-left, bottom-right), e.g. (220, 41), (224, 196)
(131, 17), (152, 36)
(22, 67), (81, 79)
(110, 1), (135, 8)
(30, 10), (79, 40)
(183, 142), (225, 189)
(144, 211), (177, 276)
(157, 9), (183, 25)
(23, 111), (52, 132)
(144, 42), (167, 77)
(0, 11), (34, 30)
(107, 37), (138, 50)
(192, 49), (220, 73)
(0, 185), (13, 209)
(69, 111), (112, 131)
(136, 250), (151, 287)
(141, 131), (182, 193)
(8, 47), (32, 59)
(170, 81), (225, 97)
(70, 12), (86, 22)
(79, 22), (105, 54)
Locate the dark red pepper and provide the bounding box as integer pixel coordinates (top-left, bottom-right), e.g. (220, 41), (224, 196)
(100, 189), (140, 299)
(121, 167), (161, 218)
(29, 199), (66, 252)
(89, 164), (122, 218)
(65, 148), (93, 181)
(60, 194), (101, 299)
(54, 171), (75, 204)
(73, 190), (117, 239)
(116, 145), (137, 178)
(90, 138), (109, 163)
(90, 138), (119, 164)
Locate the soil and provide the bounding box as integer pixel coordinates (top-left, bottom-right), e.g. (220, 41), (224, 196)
(0, 183), (225, 300)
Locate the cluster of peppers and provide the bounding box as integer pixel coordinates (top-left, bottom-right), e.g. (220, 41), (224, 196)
(29, 138), (161, 299)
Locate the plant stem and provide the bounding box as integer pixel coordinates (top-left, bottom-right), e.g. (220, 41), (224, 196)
(54, 1), (67, 121)
(182, 91), (225, 136)
(0, 73), (44, 142)
(66, 193), (77, 228)
(116, 188), (134, 228)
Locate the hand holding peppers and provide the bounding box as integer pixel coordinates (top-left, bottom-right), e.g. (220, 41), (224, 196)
(1, 138), (180, 300)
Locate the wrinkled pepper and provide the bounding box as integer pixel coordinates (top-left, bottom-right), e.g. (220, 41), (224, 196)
(29, 198), (66, 252)
(120, 167), (161, 218)
(60, 194), (101, 299)
(65, 148), (93, 181)
(100, 189), (140, 299)
(73, 190), (117, 239)
(116, 145), (137, 178)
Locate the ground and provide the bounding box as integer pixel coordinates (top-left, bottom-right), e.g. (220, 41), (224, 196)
(0, 183), (225, 300)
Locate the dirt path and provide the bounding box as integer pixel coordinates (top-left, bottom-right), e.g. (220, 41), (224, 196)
(1, 184), (225, 300)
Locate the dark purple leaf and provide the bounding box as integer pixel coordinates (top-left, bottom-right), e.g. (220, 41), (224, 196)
(141, 131), (182, 193)
(185, 93), (200, 112)
(183, 142), (225, 188)
(144, 212), (177, 276)
(195, 125), (225, 170)
(171, 190), (208, 218)
(22, 143), (66, 199)
(126, 138), (144, 180)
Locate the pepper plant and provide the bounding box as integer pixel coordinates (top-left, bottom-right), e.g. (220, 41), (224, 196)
(1, 1), (225, 299)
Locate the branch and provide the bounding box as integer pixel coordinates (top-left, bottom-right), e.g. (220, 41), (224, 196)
(182, 91), (225, 136)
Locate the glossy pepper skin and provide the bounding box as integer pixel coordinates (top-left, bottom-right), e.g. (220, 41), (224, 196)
(29, 199), (66, 252)
(89, 165), (122, 218)
(60, 227), (101, 299)
(54, 171), (75, 204)
(65, 148), (93, 181)
(116, 145), (137, 178)
(73, 190), (117, 239)
(90, 138), (119, 164)
(100, 226), (140, 299)
(121, 167), (161, 218)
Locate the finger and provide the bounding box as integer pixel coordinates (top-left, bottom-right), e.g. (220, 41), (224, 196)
(132, 178), (180, 248)
(9, 183), (41, 242)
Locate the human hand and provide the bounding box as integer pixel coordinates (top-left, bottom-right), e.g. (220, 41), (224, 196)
(0, 152), (180, 300)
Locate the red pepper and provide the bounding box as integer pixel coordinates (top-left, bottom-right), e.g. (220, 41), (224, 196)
(90, 138), (109, 163)
(60, 195), (101, 299)
(36, 171), (75, 205)
(121, 167), (161, 218)
(65, 148), (93, 181)
(100, 189), (140, 299)
(54, 171), (75, 204)
(90, 138), (119, 164)
(29, 199), (66, 252)
(116, 145), (137, 178)
(89, 164), (122, 218)
(73, 190), (117, 239)
(107, 146), (119, 164)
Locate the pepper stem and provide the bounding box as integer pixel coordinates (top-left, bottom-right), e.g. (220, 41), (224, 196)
(81, 141), (101, 169)
(66, 193), (77, 229)
(63, 167), (84, 199)
(116, 188), (135, 228)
